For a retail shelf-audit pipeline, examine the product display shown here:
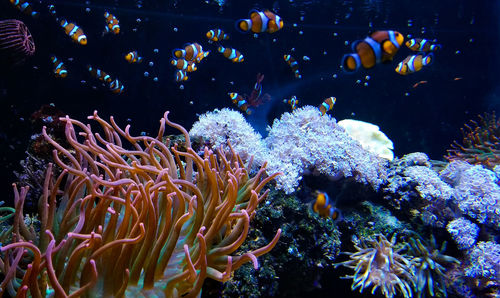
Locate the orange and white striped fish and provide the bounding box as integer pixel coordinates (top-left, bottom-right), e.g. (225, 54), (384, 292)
(50, 56), (67, 78)
(319, 97), (336, 115)
(236, 9), (283, 33)
(10, 0), (38, 17)
(206, 29), (229, 42)
(125, 51), (142, 63)
(284, 54), (301, 79)
(218, 46), (244, 63)
(173, 43), (207, 62)
(313, 192), (341, 221)
(60, 19), (87, 45)
(395, 54), (433, 75)
(104, 12), (120, 34)
(171, 58), (197, 72)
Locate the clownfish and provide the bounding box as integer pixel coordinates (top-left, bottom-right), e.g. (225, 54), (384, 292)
(405, 38), (441, 52)
(319, 97), (336, 116)
(206, 29), (229, 42)
(125, 51), (142, 63)
(104, 12), (120, 34)
(395, 53), (433, 75)
(283, 95), (299, 110)
(313, 192), (341, 221)
(50, 56), (67, 78)
(341, 30), (404, 72)
(228, 92), (252, 115)
(173, 43), (207, 62)
(236, 9), (283, 34)
(60, 19), (87, 45)
(171, 58), (197, 72)
(218, 46), (244, 62)
(109, 78), (124, 94)
(175, 69), (188, 82)
(284, 54), (301, 79)
(87, 65), (112, 83)
(10, 0), (38, 17)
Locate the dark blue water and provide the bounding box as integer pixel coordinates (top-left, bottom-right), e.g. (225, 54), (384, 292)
(0, 0), (497, 200)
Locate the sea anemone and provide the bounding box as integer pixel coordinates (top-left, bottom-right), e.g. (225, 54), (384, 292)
(408, 236), (460, 298)
(334, 234), (415, 298)
(446, 112), (500, 169)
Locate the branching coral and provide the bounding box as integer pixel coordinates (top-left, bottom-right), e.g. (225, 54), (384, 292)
(334, 234), (415, 298)
(446, 112), (500, 169)
(0, 111), (281, 297)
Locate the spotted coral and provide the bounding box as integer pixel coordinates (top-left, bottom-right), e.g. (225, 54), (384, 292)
(334, 234), (415, 298)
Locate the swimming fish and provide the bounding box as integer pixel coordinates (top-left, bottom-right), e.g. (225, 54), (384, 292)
(284, 54), (301, 78)
(313, 192), (341, 221)
(104, 12), (120, 34)
(206, 29), (229, 42)
(236, 9), (283, 33)
(50, 56), (67, 78)
(405, 38), (441, 52)
(341, 30), (404, 72)
(218, 46), (244, 62)
(228, 92), (252, 115)
(173, 43), (206, 62)
(60, 19), (87, 45)
(171, 58), (197, 72)
(412, 80), (428, 88)
(395, 53), (433, 75)
(125, 51), (143, 63)
(319, 97), (336, 115)
(87, 65), (112, 83)
(10, 0), (38, 17)
(175, 70), (188, 82)
(109, 78), (124, 94)
(283, 95), (299, 110)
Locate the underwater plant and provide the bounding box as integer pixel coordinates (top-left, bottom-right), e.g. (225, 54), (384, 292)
(334, 234), (415, 298)
(446, 112), (500, 169)
(407, 236), (460, 298)
(0, 111), (281, 297)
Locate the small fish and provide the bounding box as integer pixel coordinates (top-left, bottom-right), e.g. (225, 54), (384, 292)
(173, 43), (206, 62)
(283, 95), (299, 110)
(395, 53), (433, 75)
(50, 56), (67, 78)
(175, 69), (188, 82)
(412, 80), (428, 88)
(341, 30), (404, 72)
(218, 46), (244, 62)
(87, 65), (112, 83)
(228, 92), (252, 115)
(109, 78), (124, 94)
(313, 192), (341, 221)
(406, 38), (441, 52)
(284, 54), (301, 78)
(319, 97), (336, 115)
(125, 51), (142, 63)
(206, 29), (229, 42)
(171, 58), (197, 72)
(104, 12), (120, 34)
(10, 0), (38, 17)
(60, 19), (87, 45)
(236, 9), (284, 34)
(47, 4), (56, 15)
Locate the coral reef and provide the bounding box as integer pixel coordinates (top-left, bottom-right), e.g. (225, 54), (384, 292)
(215, 189), (341, 297)
(189, 108), (268, 165)
(464, 241), (500, 280)
(265, 106), (388, 194)
(0, 19), (35, 66)
(334, 234), (415, 298)
(446, 218), (479, 250)
(407, 236), (460, 298)
(446, 112), (500, 169)
(0, 111), (281, 297)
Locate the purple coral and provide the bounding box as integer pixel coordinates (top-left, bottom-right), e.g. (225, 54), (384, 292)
(464, 241), (500, 280)
(265, 106), (387, 194)
(446, 218), (479, 250)
(0, 19), (35, 65)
